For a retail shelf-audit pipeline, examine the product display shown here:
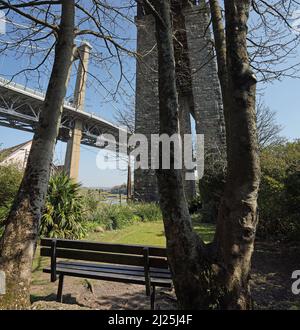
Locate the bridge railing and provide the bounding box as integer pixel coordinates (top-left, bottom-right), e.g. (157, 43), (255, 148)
(0, 76), (127, 134)
(0, 77), (74, 108)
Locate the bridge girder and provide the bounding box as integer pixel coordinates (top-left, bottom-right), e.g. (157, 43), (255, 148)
(0, 78), (128, 151)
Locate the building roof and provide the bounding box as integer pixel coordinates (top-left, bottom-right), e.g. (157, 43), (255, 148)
(0, 140), (32, 163)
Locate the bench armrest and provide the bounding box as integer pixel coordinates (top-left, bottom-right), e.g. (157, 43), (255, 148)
(50, 239), (57, 282)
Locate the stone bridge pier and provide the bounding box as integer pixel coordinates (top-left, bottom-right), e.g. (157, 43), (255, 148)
(134, 0), (226, 202)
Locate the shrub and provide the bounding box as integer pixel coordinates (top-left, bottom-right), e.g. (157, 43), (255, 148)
(0, 165), (23, 236)
(198, 160), (226, 223)
(86, 206), (113, 230)
(83, 189), (99, 212)
(194, 141), (300, 241)
(86, 202), (162, 232)
(133, 203), (162, 222)
(285, 167), (300, 215)
(40, 173), (87, 239)
(257, 141), (300, 241)
(188, 195), (202, 214)
(257, 175), (286, 239)
(87, 203), (137, 230)
(107, 204), (137, 230)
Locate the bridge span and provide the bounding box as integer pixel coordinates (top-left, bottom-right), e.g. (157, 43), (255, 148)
(0, 77), (126, 149)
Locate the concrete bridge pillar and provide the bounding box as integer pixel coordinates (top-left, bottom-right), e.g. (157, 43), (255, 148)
(64, 42), (92, 180)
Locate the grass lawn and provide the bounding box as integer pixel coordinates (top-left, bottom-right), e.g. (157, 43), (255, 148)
(87, 219), (215, 246)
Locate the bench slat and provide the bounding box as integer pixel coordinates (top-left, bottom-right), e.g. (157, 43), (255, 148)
(41, 247), (168, 269)
(58, 261), (171, 275)
(43, 267), (172, 288)
(58, 261), (171, 276)
(40, 238), (167, 257)
(56, 261), (172, 279)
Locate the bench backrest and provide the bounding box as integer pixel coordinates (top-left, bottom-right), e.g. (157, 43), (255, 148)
(40, 238), (169, 269)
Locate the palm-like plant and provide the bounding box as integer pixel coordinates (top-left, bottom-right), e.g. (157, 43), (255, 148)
(40, 172), (87, 239)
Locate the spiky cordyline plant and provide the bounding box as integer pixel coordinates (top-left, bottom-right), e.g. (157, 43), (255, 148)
(40, 172), (87, 240)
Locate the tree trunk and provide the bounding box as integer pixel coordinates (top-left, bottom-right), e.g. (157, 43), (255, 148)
(154, 0), (214, 309)
(0, 0), (75, 309)
(213, 0), (260, 309)
(152, 0), (260, 310)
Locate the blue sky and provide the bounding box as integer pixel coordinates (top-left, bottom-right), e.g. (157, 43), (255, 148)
(0, 4), (299, 187)
(264, 78), (300, 141)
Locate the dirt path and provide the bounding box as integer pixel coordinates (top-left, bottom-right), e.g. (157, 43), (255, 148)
(251, 241), (300, 310)
(31, 276), (177, 310)
(31, 241), (300, 310)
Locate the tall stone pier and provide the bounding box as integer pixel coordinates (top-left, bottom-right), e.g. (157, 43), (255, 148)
(134, 1), (226, 202)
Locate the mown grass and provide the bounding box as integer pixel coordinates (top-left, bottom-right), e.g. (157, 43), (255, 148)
(87, 219), (215, 247)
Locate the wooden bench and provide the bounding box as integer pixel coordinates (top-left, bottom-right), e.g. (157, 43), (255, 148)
(40, 238), (173, 310)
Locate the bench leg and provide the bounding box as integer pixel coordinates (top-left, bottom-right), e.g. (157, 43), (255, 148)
(56, 274), (64, 303)
(150, 285), (156, 310)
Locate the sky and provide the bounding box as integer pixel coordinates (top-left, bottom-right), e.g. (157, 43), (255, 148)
(264, 78), (300, 141)
(0, 3), (299, 188)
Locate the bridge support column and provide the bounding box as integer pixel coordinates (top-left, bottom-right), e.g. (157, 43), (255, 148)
(65, 120), (83, 180)
(64, 42), (92, 180)
(134, 2), (226, 201)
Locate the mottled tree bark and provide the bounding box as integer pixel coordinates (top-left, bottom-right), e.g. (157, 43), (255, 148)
(0, 0), (75, 309)
(213, 0), (261, 309)
(153, 0), (260, 309)
(154, 0), (215, 309)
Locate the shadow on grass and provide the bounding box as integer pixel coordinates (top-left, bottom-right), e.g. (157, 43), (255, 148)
(191, 216), (215, 243)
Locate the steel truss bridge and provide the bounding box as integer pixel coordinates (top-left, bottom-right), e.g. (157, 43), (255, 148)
(0, 77), (127, 150)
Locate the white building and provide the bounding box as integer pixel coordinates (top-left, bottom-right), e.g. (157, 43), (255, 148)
(0, 140), (32, 169)
(0, 141), (64, 175)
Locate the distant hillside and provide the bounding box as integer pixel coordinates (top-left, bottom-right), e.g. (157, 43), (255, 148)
(82, 184), (127, 195)
(110, 183), (127, 195)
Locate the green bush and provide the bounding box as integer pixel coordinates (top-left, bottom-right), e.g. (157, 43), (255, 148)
(188, 195), (202, 214)
(87, 203), (136, 230)
(257, 175), (286, 239)
(86, 202), (162, 232)
(86, 207), (114, 231)
(133, 202), (162, 222)
(83, 189), (100, 212)
(198, 161), (226, 223)
(257, 141), (300, 241)
(0, 165), (162, 238)
(285, 167), (300, 215)
(0, 165), (23, 236)
(107, 204), (137, 230)
(194, 141), (300, 241)
(40, 173), (87, 239)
